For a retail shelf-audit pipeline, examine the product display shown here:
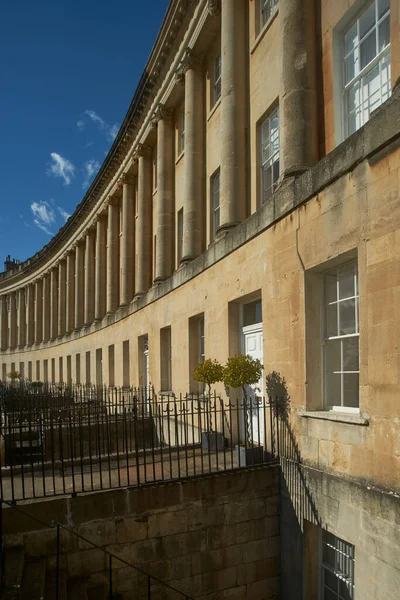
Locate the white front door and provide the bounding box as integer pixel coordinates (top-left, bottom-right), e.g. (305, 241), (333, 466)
(242, 324), (264, 446)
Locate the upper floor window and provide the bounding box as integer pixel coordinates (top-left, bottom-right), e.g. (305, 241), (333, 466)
(343, 0), (391, 136)
(211, 169), (220, 238)
(260, 107), (280, 204)
(321, 530), (355, 600)
(213, 54), (221, 106)
(178, 110), (185, 155)
(261, 0), (278, 29)
(324, 261), (359, 411)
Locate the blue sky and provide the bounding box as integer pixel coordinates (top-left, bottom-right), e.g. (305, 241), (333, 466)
(0, 0), (170, 264)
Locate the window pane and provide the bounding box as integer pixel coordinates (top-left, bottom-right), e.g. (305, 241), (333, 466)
(345, 51), (357, 84)
(338, 263), (355, 299)
(359, 2), (376, 39)
(343, 373), (359, 407)
(243, 300), (262, 327)
(325, 339), (341, 372)
(344, 22), (358, 54)
(379, 15), (390, 51)
(326, 304), (338, 337)
(324, 569), (339, 593)
(381, 53), (391, 101)
(339, 299), (356, 335)
(262, 165), (272, 201)
(342, 337), (359, 371)
(360, 32), (377, 70)
(378, 0), (390, 18)
(347, 81), (360, 115)
(325, 272), (338, 304)
(324, 588), (337, 600)
(340, 578), (354, 600)
(272, 159), (280, 187)
(326, 371), (341, 407)
(363, 63), (381, 113)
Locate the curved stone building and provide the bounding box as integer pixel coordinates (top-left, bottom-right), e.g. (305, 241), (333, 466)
(1, 1), (400, 596)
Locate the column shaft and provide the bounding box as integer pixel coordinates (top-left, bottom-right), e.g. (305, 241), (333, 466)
(106, 201), (120, 314)
(182, 60), (204, 261)
(84, 230), (96, 325)
(34, 280), (43, 344)
(0, 296), (8, 351)
(280, 0), (318, 175)
(58, 260), (66, 336)
(95, 216), (107, 320)
(66, 253), (75, 333)
(155, 112), (174, 280)
(18, 289), (26, 347)
(50, 268), (58, 340)
(135, 148), (152, 295)
(74, 244), (85, 330)
(120, 180), (135, 304)
(26, 285), (34, 346)
(42, 275), (50, 342)
(9, 293), (17, 349)
(220, 0), (247, 229)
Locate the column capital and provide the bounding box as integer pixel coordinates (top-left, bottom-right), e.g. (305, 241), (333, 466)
(119, 172), (135, 186)
(181, 48), (203, 74)
(154, 103), (174, 124)
(208, 0), (220, 16)
(174, 69), (185, 86)
(133, 143), (152, 161)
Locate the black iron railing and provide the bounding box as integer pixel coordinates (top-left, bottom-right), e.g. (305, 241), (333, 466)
(0, 385), (280, 502)
(0, 498), (193, 600)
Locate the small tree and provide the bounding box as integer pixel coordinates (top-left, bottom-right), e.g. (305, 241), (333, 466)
(193, 359), (224, 432)
(265, 371), (290, 419)
(7, 370), (21, 385)
(223, 355), (263, 445)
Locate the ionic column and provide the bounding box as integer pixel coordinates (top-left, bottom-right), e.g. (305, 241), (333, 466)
(84, 229), (95, 325)
(50, 268), (58, 340)
(58, 259), (66, 337)
(154, 105), (174, 281)
(8, 293), (17, 349)
(182, 51), (204, 262)
(135, 145), (152, 296)
(34, 279), (43, 344)
(95, 215), (107, 320)
(74, 243), (85, 330)
(0, 295), (8, 351)
(219, 0), (246, 230)
(26, 285), (34, 346)
(120, 175), (135, 305)
(106, 199), (120, 314)
(280, 0), (318, 176)
(65, 252), (75, 333)
(18, 288), (26, 348)
(42, 275), (50, 342)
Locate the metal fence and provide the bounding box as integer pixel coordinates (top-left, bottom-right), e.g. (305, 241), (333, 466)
(0, 385), (280, 502)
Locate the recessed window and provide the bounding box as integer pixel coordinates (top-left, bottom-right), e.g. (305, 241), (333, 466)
(177, 208), (183, 265)
(260, 107), (280, 204)
(343, 0), (391, 137)
(323, 261), (359, 411)
(178, 110), (185, 155)
(260, 0), (278, 29)
(321, 530), (355, 600)
(243, 300), (262, 327)
(211, 169), (220, 238)
(160, 326), (172, 391)
(213, 54), (221, 105)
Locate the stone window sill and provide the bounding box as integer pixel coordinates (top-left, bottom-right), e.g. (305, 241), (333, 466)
(175, 151), (184, 166)
(251, 9), (279, 56)
(207, 98), (221, 122)
(300, 410), (370, 426)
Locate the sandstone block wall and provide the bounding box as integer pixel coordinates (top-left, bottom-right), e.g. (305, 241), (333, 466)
(4, 466), (280, 599)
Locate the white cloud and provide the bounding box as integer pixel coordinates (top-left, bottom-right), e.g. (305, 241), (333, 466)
(78, 109), (119, 143)
(82, 159), (100, 189)
(47, 152), (75, 185)
(31, 201), (56, 235)
(57, 206), (71, 222)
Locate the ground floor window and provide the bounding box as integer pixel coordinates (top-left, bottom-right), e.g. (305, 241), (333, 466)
(321, 530), (355, 599)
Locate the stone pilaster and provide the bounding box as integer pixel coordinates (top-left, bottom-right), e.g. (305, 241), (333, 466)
(182, 50), (204, 262)
(135, 144), (153, 296)
(280, 0), (318, 176)
(26, 284), (34, 347)
(18, 288), (26, 348)
(220, 0), (247, 230)
(66, 252), (75, 333)
(95, 215), (107, 321)
(74, 243), (85, 330)
(84, 229), (96, 325)
(106, 198), (120, 314)
(42, 275), (50, 342)
(34, 279), (43, 345)
(120, 174), (135, 305)
(58, 260), (66, 337)
(154, 104), (175, 281)
(0, 295), (8, 351)
(50, 268), (58, 340)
